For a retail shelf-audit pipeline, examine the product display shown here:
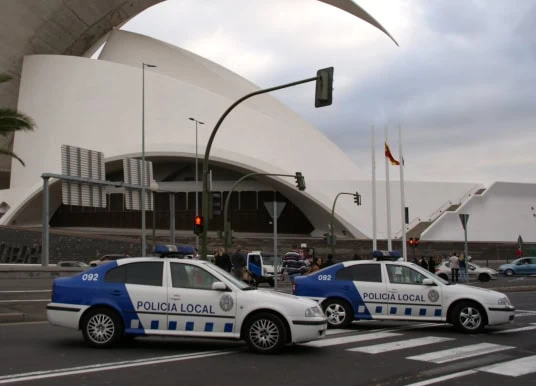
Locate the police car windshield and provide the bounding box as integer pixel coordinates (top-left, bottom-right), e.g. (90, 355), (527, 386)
(205, 262), (252, 290)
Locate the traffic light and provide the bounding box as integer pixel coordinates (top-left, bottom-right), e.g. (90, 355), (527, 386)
(295, 172), (306, 191)
(193, 215), (203, 235)
(315, 67), (334, 108)
(323, 233), (329, 245)
(353, 192), (361, 206)
(211, 192), (222, 217)
(414, 238), (420, 247)
(409, 238), (415, 246)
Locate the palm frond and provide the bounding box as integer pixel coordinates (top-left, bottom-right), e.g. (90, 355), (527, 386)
(0, 148), (25, 166)
(0, 74), (13, 84)
(0, 108), (36, 132)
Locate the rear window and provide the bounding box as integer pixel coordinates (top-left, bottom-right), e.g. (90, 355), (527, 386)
(105, 262), (163, 286)
(335, 264), (382, 283)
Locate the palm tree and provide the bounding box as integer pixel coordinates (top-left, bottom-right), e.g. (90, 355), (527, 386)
(0, 74), (35, 166)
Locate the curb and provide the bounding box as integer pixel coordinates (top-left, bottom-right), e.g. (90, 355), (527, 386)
(0, 312), (24, 323)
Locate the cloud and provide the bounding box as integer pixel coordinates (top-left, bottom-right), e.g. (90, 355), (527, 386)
(122, 0), (536, 184)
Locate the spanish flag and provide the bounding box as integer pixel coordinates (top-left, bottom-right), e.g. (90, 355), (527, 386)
(384, 142), (400, 166)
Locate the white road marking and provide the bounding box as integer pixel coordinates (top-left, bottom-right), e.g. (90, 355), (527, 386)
(407, 343), (514, 364)
(493, 325), (536, 334)
(479, 355), (536, 377)
(303, 331), (401, 347)
(515, 309), (536, 314)
(0, 350), (234, 384)
(405, 370), (477, 386)
(347, 336), (454, 354)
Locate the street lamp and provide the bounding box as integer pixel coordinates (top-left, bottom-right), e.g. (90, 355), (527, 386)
(141, 62), (157, 256)
(188, 117), (204, 249)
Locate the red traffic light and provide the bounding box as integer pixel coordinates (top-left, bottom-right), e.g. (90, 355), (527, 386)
(194, 216), (204, 235)
(409, 238), (415, 246)
(415, 238), (419, 246)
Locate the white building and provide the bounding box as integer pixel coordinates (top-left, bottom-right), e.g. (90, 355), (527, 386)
(1, 1), (534, 244)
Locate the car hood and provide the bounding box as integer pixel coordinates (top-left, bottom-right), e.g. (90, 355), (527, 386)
(445, 283), (506, 300)
(255, 289), (318, 308)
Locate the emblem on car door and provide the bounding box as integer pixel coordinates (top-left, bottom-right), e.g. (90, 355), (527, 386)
(428, 289), (440, 302)
(219, 294), (234, 311)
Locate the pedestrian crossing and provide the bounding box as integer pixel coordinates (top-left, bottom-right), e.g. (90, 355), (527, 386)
(302, 321), (536, 381)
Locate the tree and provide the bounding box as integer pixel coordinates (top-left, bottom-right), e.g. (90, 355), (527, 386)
(0, 74), (35, 166)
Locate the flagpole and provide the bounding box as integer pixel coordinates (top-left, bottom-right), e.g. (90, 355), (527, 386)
(385, 126), (392, 251)
(399, 125), (407, 261)
(371, 125), (377, 251)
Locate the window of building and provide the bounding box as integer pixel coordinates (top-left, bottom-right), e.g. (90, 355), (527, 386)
(335, 264), (382, 282)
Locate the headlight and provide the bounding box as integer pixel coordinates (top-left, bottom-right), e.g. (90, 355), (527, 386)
(497, 297), (511, 306)
(305, 306), (324, 317)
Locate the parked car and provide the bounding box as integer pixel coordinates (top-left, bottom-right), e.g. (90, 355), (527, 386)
(435, 261), (498, 282)
(57, 261), (89, 269)
(246, 251), (283, 287)
(47, 257), (327, 353)
(294, 260), (514, 333)
(498, 257), (536, 276)
(88, 254), (129, 267)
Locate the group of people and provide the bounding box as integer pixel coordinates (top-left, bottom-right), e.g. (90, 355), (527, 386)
(415, 256), (437, 273)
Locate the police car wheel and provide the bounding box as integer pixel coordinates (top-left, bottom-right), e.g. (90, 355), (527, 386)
(322, 299), (352, 328)
(452, 301), (485, 333)
(244, 312), (287, 354)
(504, 269), (514, 277)
(82, 308), (123, 348)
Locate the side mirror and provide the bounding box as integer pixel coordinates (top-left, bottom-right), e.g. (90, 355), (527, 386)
(422, 278), (435, 286)
(211, 281), (227, 291)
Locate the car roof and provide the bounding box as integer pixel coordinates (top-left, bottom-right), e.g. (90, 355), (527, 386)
(116, 257), (209, 266)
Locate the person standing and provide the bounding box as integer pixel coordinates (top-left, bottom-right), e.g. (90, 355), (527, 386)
(459, 254), (467, 283)
(427, 256), (436, 274)
(420, 256), (429, 271)
(449, 253), (460, 283)
(231, 245), (246, 280)
(214, 247), (232, 272)
(282, 250), (307, 284)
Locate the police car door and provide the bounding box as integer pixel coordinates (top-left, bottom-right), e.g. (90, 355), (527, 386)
(104, 260), (168, 334)
(385, 264), (443, 321)
(334, 263), (386, 320)
(167, 262), (237, 337)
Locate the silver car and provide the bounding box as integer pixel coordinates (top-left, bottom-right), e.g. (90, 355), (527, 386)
(435, 261), (498, 282)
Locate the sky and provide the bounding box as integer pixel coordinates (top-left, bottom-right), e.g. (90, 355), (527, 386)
(122, 0), (536, 185)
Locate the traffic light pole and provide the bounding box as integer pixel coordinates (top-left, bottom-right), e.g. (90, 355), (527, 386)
(200, 76), (318, 259)
(330, 192), (358, 258)
(223, 172), (298, 252)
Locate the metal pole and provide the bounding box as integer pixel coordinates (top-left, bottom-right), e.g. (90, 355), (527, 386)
(41, 176), (49, 266)
(371, 125), (377, 251)
(399, 125), (407, 261)
(152, 192), (156, 251)
(273, 196), (278, 291)
(330, 192), (355, 258)
(201, 76), (318, 259)
(141, 63), (146, 257)
(385, 125), (392, 251)
(464, 227), (469, 282)
(169, 192), (175, 244)
(195, 120), (199, 249)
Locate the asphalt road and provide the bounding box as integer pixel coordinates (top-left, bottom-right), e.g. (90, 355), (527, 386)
(0, 292), (535, 386)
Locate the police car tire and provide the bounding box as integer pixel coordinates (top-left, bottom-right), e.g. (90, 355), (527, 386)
(504, 269), (514, 277)
(452, 301), (486, 333)
(244, 312), (287, 354)
(322, 299), (352, 328)
(81, 308), (123, 348)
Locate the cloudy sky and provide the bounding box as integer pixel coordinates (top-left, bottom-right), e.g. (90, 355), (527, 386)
(122, 0), (536, 185)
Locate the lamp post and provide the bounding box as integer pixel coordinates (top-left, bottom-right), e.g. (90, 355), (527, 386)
(330, 192), (361, 257)
(189, 117), (204, 249)
(141, 62), (157, 256)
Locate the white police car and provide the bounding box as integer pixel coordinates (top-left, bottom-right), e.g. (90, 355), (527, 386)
(47, 258), (326, 354)
(293, 260), (515, 333)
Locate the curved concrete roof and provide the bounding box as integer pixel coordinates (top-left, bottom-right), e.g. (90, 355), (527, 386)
(0, 0), (396, 173)
(0, 0), (163, 171)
